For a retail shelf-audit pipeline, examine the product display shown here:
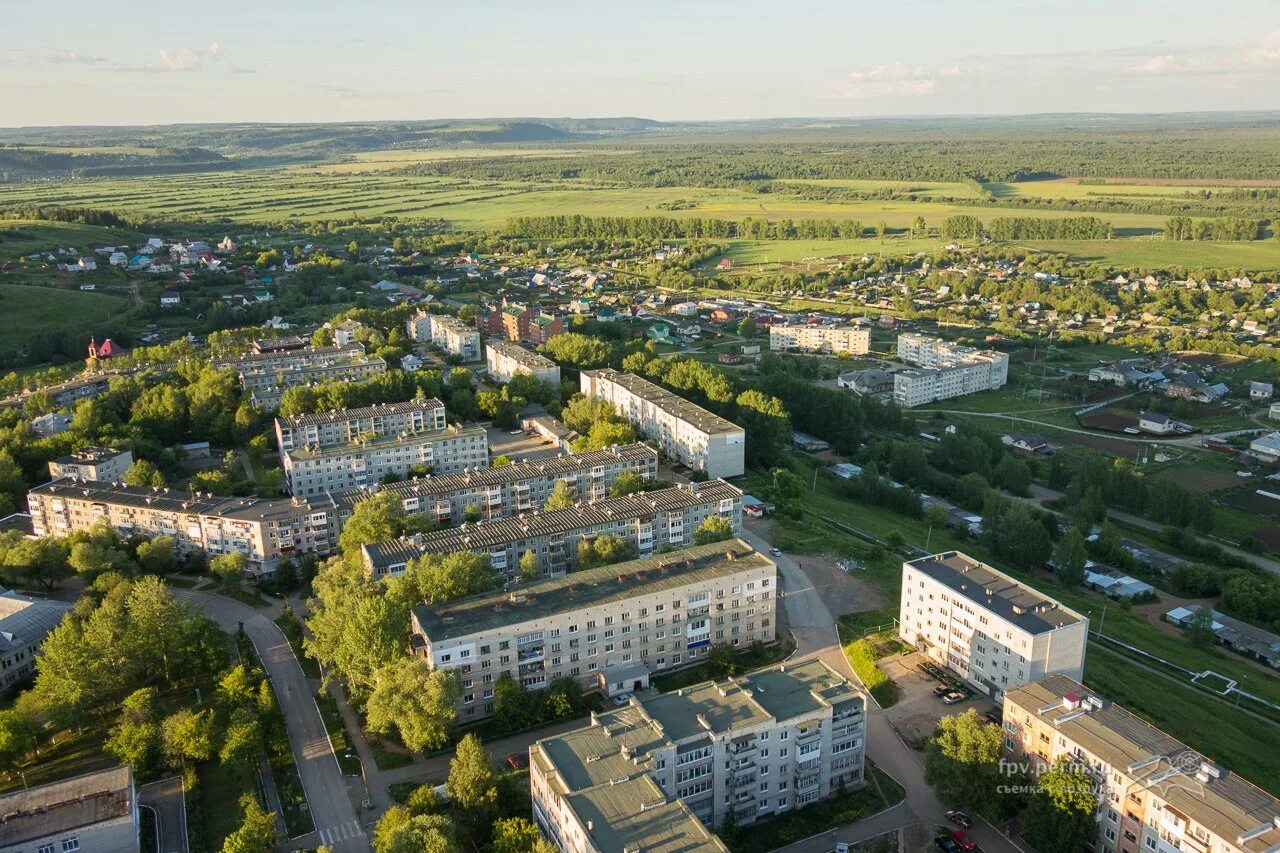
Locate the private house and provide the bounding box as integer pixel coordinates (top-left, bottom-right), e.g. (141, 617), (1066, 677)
(1249, 431), (1280, 463)
(1251, 381), (1274, 400)
(1001, 433), (1050, 455)
(1137, 411), (1177, 435)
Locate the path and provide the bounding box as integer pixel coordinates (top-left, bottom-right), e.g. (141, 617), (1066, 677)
(915, 405), (1206, 448)
(173, 589), (370, 852)
(138, 776), (187, 853)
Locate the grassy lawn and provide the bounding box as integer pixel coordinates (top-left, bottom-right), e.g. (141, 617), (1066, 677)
(0, 219), (140, 257)
(843, 637), (899, 708)
(198, 757), (255, 848)
(0, 282), (132, 348)
(274, 611), (322, 680)
(315, 692), (364, 777)
(371, 741), (416, 771)
(1017, 238), (1280, 272)
(1084, 646), (1280, 795)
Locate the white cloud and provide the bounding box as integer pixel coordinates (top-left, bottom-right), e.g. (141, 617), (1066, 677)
(110, 44), (228, 73)
(159, 48), (202, 71)
(1125, 30), (1280, 76)
(208, 42), (222, 60)
(834, 62), (962, 99)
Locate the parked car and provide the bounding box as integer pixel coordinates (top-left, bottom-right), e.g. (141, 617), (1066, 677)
(941, 691), (967, 705)
(945, 811), (974, 829)
(951, 831), (976, 851)
(978, 711), (1001, 726)
(935, 836), (961, 853)
(933, 685), (953, 698)
(612, 693), (634, 707)
(770, 548), (782, 557)
(505, 752), (529, 771)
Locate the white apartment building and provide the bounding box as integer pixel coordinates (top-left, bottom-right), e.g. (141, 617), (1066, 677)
(0, 591), (74, 693)
(213, 343), (387, 410)
(274, 398), (447, 460)
(429, 314), (482, 360)
(893, 333), (1009, 407)
(362, 479), (742, 579)
(0, 766), (139, 853)
(47, 447), (133, 483)
(485, 340), (561, 386)
(531, 658), (866, 851)
(327, 443), (659, 526)
(282, 424), (489, 497)
(405, 309), (432, 342)
(580, 369), (745, 479)
(898, 552), (1088, 700)
(1003, 676), (1280, 853)
(769, 324), (871, 354)
(410, 539), (777, 720)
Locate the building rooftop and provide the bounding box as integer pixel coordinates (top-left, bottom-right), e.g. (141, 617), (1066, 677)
(283, 424), (486, 461)
(431, 314), (474, 332)
(1006, 676), (1280, 853)
(486, 339), (557, 370)
(412, 539), (771, 642)
(275, 398), (445, 430)
(365, 480), (741, 571)
(49, 446), (129, 467)
(0, 592), (73, 656)
(905, 552), (1085, 634)
(213, 342), (365, 368)
(0, 766), (133, 847)
(29, 478), (311, 525)
(583, 369), (744, 437)
(328, 443), (657, 510)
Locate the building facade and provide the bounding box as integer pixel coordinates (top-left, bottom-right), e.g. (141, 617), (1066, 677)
(579, 369), (745, 479)
(214, 343), (386, 410)
(327, 443), (659, 527)
(531, 658), (866, 851)
(0, 766), (139, 853)
(362, 479), (743, 579)
(0, 591), (74, 693)
(769, 324), (871, 354)
(47, 447), (134, 483)
(1003, 676), (1280, 853)
(274, 399), (447, 460)
(485, 340), (561, 386)
(410, 539), (778, 720)
(27, 480), (333, 574)
(428, 314), (482, 360)
(898, 552), (1088, 700)
(281, 424), (489, 497)
(893, 333), (1009, 408)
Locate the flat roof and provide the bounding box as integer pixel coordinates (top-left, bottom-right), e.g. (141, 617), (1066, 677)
(582, 369), (744, 437)
(486, 339), (557, 369)
(366, 480), (740, 570)
(905, 551), (1084, 634)
(413, 539), (772, 642)
(275, 398), (445, 430)
(1006, 676), (1280, 853)
(29, 478), (309, 524)
(0, 766), (133, 847)
(50, 446), (129, 466)
(283, 424), (486, 461)
(213, 342), (364, 367)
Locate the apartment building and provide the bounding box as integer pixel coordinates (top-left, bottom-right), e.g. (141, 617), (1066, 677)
(0, 766), (139, 853)
(1003, 676), (1280, 853)
(214, 343), (387, 410)
(898, 552), (1088, 700)
(362, 479), (742, 579)
(580, 369), (745, 479)
(0, 591), (74, 693)
(281, 424), (489, 497)
(769, 324), (871, 354)
(26, 480), (333, 573)
(410, 539), (777, 720)
(893, 333), (1010, 408)
(531, 658), (866, 850)
(274, 398), (447, 458)
(327, 443), (658, 526)
(405, 309), (432, 342)
(476, 301), (566, 344)
(485, 340), (561, 386)
(47, 447), (133, 483)
(427, 314), (482, 360)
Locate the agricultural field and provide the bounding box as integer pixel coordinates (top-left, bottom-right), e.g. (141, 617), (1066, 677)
(0, 282), (132, 344)
(1019, 238), (1280, 271)
(774, 178), (985, 198)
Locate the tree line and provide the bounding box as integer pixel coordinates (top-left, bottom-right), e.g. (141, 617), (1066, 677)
(506, 214), (866, 240)
(941, 215), (1115, 241)
(1163, 215), (1268, 241)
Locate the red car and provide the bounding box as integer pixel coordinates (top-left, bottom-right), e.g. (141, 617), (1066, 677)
(951, 830), (976, 851)
(506, 752), (529, 771)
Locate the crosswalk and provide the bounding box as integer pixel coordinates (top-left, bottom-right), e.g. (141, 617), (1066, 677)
(316, 819), (366, 847)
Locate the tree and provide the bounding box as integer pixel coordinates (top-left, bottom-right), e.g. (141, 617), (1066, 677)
(492, 454), (514, 467)
(339, 493), (405, 563)
(518, 550), (541, 583)
(374, 808), (457, 853)
(924, 709), (1016, 819)
(1053, 527), (1088, 588)
(135, 535), (180, 575)
(539, 333), (611, 369)
(124, 459), (166, 488)
(571, 419), (636, 452)
(707, 643), (738, 677)
(610, 471), (655, 497)
(694, 515), (734, 546)
(0, 709), (37, 772)
(105, 688), (162, 776)
(734, 389), (790, 468)
(221, 794), (282, 853)
(1022, 758), (1098, 853)
(492, 818), (557, 853)
(1185, 606), (1217, 650)
(493, 671), (538, 733)
(447, 733), (498, 840)
(365, 658), (461, 752)
(209, 552), (247, 591)
(161, 708), (216, 767)
(912, 215), (928, 237)
(220, 714), (262, 780)
(2, 537), (72, 590)
(544, 480), (576, 510)
(412, 551), (500, 605)
(218, 664), (257, 707)
(737, 316), (757, 339)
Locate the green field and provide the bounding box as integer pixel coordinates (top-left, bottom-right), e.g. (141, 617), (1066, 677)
(994, 178), (1280, 200)
(0, 282), (132, 343)
(0, 219), (140, 257)
(1020, 238), (1280, 270)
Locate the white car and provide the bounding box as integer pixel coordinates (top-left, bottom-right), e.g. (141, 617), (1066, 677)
(509, 429), (523, 435)
(770, 548), (782, 557)
(612, 693), (634, 707)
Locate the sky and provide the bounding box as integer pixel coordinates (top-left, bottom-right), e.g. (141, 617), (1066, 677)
(2, 0), (1279, 126)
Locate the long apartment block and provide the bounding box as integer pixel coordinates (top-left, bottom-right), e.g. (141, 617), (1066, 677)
(428, 313), (482, 360)
(531, 658), (866, 851)
(893, 332), (1010, 408)
(899, 551), (1088, 700)
(769, 324), (870, 354)
(1003, 676), (1280, 853)
(409, 539), (777, 720)
(361, 479), (742, 579)
(274, 398), (447, 458)
(213, 343), (386, 409)
(579, 369), (745, 479)
(27, 479), (333, 573)
(281, 424), (489, 497)
(485, 339), (561, 385)
(326, 443), (659, 526)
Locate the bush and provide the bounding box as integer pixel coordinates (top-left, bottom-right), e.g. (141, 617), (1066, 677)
(843, 639), (898, 707)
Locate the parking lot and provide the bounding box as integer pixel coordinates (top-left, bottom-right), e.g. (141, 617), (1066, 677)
(882, 650), (1001, 747)
(483, 425), (565, 463)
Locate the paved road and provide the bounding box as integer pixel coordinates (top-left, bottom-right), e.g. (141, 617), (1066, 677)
(138, 776), (187, 853)
(738, 527), (1024, 853)
(174, 589), (370, 852)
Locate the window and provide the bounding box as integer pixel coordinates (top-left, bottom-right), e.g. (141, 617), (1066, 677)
(38, 846), (54, 853)
(61, 840), (80, 853)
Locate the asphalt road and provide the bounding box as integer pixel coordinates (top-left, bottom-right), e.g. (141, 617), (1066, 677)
(138, 776), (187, 853)
(174, 589), (370, 852)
